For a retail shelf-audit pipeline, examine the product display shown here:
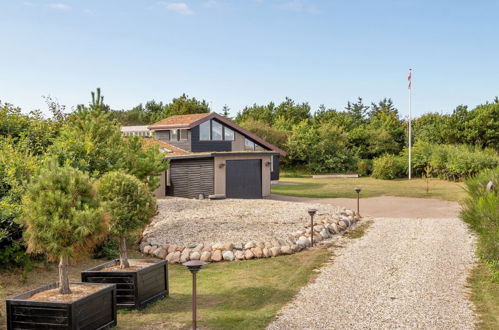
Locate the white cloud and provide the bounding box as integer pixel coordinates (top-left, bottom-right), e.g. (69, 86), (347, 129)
(47, 3), (71, 10)
(159, 2), (194, 15)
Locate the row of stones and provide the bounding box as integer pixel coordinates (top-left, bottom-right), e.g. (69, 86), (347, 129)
(140, 209), (360, 264)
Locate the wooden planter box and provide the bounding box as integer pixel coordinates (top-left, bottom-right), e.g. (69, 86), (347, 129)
(81, 259), (168, 310)
(6, 282), (117, 330)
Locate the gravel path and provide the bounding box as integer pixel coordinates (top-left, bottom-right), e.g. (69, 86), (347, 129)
(268, 217), (477, 329)
(143, 198), (344, 247)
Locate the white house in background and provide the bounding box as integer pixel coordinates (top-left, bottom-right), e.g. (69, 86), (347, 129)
(120, 125), (152, 137)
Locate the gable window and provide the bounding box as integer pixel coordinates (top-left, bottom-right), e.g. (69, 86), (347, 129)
(199, 121), (210, 140)
(224, 127), (234, 141)
(211, 121), (223, 140)
(244, 138), (255, 151)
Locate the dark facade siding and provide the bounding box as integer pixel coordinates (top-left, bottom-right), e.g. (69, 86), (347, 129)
(190, 125), (232, 152)
(155, 130), (191, 151)
(167, 158), (214, 198)
(271, 155), (280, 181)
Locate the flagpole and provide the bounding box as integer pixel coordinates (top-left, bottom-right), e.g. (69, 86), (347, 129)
(408, 69), (412, 180)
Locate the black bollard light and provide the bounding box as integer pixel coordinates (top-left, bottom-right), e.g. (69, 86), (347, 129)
(183, 260), (208, 330)
(354, 187), (361, 216)
(307, 208), (317, 247)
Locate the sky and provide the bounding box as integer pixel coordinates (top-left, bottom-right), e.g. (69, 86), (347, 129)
(1, 0), (498, 118)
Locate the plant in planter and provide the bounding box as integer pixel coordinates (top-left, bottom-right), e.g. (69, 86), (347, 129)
(82, 170), (168, 309)
(6, 163), (117, 330)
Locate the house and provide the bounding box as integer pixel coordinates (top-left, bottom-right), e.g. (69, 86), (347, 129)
(144, 112), (286, 199)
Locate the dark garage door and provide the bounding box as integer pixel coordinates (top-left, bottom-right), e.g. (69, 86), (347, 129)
(226, 159), (262, 199)
(168, 158), (214, 198)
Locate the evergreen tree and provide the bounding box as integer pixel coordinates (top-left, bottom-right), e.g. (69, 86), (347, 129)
(96, 171), (156, 268)
(345, 97), (369, 123)
(21, 163), (105, 294)
(221, 105), (231, 119)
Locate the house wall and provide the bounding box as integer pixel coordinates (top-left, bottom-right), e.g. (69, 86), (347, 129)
(191, 125), (232, 152)
(155, 130), (192, 151)
(271, 154), (280, 181)
(232, 131), (245, 151)
(214, 154), (272, 197)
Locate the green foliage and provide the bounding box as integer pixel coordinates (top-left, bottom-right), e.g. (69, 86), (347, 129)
(96, 171), (156, 236)
(92, 236), (120, 259)
(372, 154), (406, 179)
(356, 159), (372, 176)
(239, 118), (287, 150)
(460, 168), (499, 278)
(21, 163), (105, 261)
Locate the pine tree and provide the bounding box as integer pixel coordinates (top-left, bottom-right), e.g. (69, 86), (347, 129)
(221, 105), (231, 119)
(21, 163), (105, 294)
(96, 171), (156, 268)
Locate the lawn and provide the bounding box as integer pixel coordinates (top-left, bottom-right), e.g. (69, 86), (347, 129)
(0, 248), (331, 329)
(272, 176), (466, 201)
(468, 263), (499, 329)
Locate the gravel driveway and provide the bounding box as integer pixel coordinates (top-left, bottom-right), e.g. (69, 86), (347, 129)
(268, 217), (477, 329)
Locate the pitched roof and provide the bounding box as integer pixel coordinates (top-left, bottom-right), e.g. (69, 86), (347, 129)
(141, 138), (190, 157)
(148, 112), (287, 156)
(148, 113), (211, 129)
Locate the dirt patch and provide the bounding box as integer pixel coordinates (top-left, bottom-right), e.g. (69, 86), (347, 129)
(269, 195), (460, 218)
(26, 283), (106, 303)
(100, 260), (152, 272)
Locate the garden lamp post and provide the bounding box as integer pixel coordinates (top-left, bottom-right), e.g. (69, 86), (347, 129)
(354, 187), (361, 216)
(183, 260), (208, 330)
(307, 208), (317, 247)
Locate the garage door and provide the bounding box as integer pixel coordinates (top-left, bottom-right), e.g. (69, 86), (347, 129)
(168, 158), (214, 198)
(226, 159), (262, 199)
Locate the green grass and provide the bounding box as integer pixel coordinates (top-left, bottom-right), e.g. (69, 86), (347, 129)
(0, 248), (331, 330)
(468, 263), (499, 329)
(272, 177), (466, 201)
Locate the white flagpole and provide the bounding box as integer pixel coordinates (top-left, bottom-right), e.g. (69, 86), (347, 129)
(408, 69), (412, 180)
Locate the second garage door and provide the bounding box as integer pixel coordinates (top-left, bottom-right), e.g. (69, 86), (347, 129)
(225, 159), (262, 199)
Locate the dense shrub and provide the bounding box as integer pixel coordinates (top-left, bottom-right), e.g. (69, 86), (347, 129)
(460, 167), (499, 279)
(371, 154), (405, 179)
(356, 159), (372, 176)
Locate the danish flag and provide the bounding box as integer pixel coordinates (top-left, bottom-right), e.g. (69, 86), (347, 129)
(408, 69), (412, 89)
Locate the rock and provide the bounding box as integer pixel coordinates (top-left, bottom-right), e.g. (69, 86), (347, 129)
(235, 250), (245, 260)
(270, 247), (281, 257)
(152, 247), (162, 257)
(320, 229), (331, 239)
(222, 250), (235, 261)
(223, 243), (234, 251)
(271, 240), (281, 248)
(281, 246), (292, 254)
(264, 241), (273, 249)
(233, 243), (243, 250)
(200, 251), (211, 262)
(170, 251), (181, 264)
(139, 242), (150, 252)
(201, 246), (212, 252)
(193, 243), (204, 252)
(212, 242), (224, 250)
(262, 247), (271, 258)
(244, 241), (256, 249)
(244, 249), (255, 260)
(338, 221), (347, 230)
(180, 248), (191, 263)
(167, 245), (177, 254)
(157, 248), (168, 259)
(211, 249), (223, 262)
(149, 240), (161, 247)
(149, 245), (158, 254)
(143, 245), (153, 254)
(252, 247), (263, 258)
(256, 242), (265, 249)
(329, 223), (339, 234)
(292, 244), (302, 252)
(278, 239), (288, 247)
(296, 236), (310, 248)
(175, 245), (184, 252)
(190, 251), (201, 260)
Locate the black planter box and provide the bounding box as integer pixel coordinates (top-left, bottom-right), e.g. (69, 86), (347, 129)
(6, 282), (116, 330)
(81, 259), (168, 310)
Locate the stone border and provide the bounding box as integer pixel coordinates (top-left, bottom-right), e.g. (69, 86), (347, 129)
(140, 209), (361, 264)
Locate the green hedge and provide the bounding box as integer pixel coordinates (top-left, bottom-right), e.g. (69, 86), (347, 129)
(371, 154), (406, 179)
(460, 167), (499, 280)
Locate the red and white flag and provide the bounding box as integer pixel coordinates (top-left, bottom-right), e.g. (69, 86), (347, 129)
(408, 69), (412, 89)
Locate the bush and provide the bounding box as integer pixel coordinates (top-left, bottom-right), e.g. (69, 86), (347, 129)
(460, 167), (499, 279)
(372, 154), (405, 179)
(357, 159), (372, 176)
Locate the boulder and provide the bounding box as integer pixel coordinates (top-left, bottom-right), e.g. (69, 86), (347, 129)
(212, 242), (224, 250)
(143, 245), (153, 254)
(157, 248), (168, 259)
(244, 249), (255, 260)
(201, 246), (212, 252)
(170, 251), (181, 264)
(223, 243), (234, 251)
(149, 245), (158, 254)
(222, 250), (235, 261)
(190, 251), (201, 260)
(271, 240), (281, 248)
(233, 243), (244, 250)
(211, 249), (223, 262)
(264, 242), (273, 249)
(244, 241), (256, 249)
(252, 247), (263, 258)
(167, 245), (177, 254)
(193, 243), (204, 252)
(320, 229), (331, 239)
(139, 242), (150, 252)
(292, 244), (302, 252)
(180, 248), (191, 263)
(281, 246), (292, 255)
(234, 250), (245, 260)
(270, 247), (281, 257)
(296, 236), (310, 248)
(329, 223), (339, 234)
(256, 242), (265, 249)
(262, 248), (271, 258)
(200, 251), (211, 262)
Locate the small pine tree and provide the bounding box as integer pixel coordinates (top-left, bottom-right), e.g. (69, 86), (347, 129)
(21, 163), (105, 294)
(221, 105), (231, 119)
(96, 171), (156, 268)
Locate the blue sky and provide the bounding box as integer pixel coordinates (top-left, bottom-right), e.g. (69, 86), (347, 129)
(1, 0), (498, 117)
